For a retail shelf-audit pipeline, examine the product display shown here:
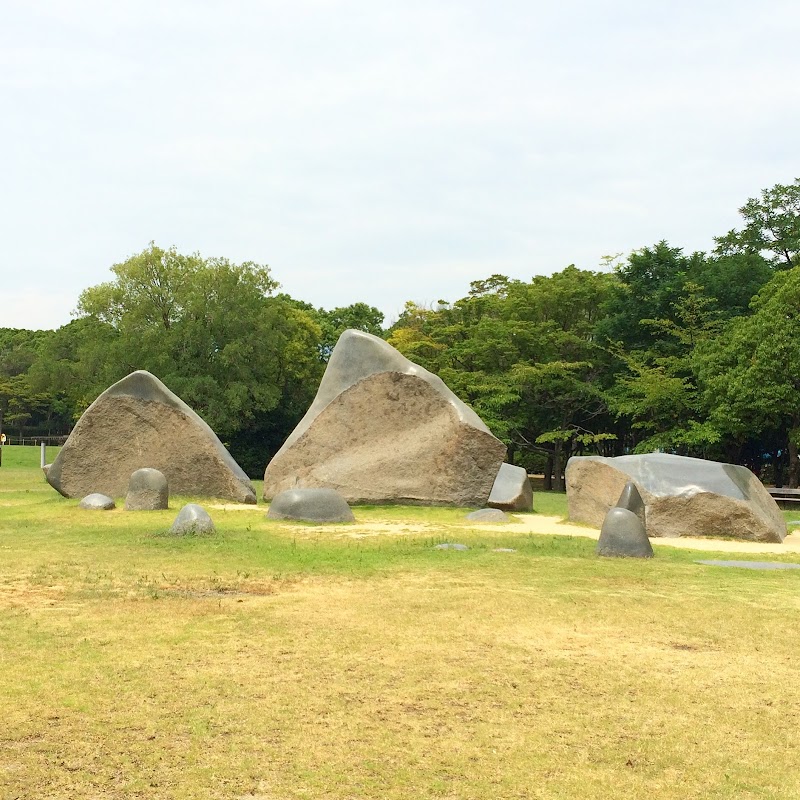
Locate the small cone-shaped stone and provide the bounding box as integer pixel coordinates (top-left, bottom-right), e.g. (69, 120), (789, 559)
(597, 507), (654, 558)
(126, 468), (169, 511)
(170, 503), (215, 535)
(616, 481), (646, 527)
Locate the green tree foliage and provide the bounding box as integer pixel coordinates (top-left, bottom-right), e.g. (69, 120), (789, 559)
(6, 176), (798, 485)
(73, 243), (324, 474)
(715, 178), (800, 268)
(388, 266), (618, 488)
(696, 266), (800, 485)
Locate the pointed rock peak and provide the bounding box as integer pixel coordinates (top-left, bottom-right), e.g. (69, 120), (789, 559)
(616, 480), (646, 525)
(103, 370), (186, 409)
(280, 329), (490, 454)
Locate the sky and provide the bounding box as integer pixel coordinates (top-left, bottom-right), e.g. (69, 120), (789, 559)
(2, 0), (799, 330)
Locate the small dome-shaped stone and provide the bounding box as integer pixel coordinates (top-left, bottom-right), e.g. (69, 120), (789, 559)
(125, 468), (169, 511)
(170, 503), (215, 535)
(79, 493), (116, 510)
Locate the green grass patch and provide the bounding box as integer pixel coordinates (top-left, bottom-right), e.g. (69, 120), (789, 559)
(2, 453), (800, 798)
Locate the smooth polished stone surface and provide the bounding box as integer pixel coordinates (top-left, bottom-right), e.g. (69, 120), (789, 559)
(267, 488), (355, 523)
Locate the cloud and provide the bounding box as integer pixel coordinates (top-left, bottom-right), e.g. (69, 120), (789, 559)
(2, 0), (799, 329)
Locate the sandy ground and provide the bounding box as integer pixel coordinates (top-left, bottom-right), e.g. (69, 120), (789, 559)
(210, 503), (800, 554)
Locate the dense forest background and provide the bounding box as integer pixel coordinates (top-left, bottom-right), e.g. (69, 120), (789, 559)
(2, 178), (799, 486)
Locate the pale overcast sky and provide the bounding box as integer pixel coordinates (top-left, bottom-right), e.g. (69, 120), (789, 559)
(2, 0), (799, 330)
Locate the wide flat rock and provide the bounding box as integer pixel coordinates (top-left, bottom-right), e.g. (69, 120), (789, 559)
(267, 488), (355, 523)
(566, 453), (786, 543)
(263, 330), (506, 506)
(46, 370), (256, 504)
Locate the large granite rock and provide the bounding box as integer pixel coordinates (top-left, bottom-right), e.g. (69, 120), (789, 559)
(45, 371), (256, 504)
(596, 507), (654, 558)
(267, 488), (355, 523)
(487, 463), (533, 511)
(566, 453), (786, 543)
(263, 330), (506, 506)
(125, 468), (169, 511)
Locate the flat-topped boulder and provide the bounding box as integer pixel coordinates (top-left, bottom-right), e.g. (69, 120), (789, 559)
(45, 370), (256, 504)
(566, 453), (786, 543)
(487, 463), (533, 511)
(263, 330), (506, 506)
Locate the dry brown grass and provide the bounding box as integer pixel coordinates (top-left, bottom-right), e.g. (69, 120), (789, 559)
(3, 448), (800, 798)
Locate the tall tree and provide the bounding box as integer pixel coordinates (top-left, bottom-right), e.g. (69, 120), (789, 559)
(714, 178), (800, 269)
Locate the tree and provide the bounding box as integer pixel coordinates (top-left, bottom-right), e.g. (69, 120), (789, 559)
(74, 243), (323, 474)
(715, 178), (800, 269)
(696, 266), (800, 485)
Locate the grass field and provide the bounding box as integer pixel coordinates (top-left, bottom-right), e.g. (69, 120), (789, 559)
(2, 445), (800, 799)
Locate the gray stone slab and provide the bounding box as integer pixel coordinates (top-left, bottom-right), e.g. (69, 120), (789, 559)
(434, 543), (469, 551)
(596, 506), (654, 558)
(79, 493), (116, 510)
(466, 508), (509, 522)
(126, 467), (169, 511)
(170, 503), (215, 535)
(267, 488), (355, 523)
(695, 560), (800, 570)
(487, 463), (533, 511)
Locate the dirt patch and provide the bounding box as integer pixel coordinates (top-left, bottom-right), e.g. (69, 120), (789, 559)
(271, 513), (800, 554)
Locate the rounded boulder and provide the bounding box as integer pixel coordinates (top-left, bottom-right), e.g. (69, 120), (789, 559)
(126, 468), (169, 511)
(267, 488), (355, 523)
(79, 493), (116, 510)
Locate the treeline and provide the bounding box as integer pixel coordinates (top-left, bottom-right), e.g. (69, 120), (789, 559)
(2, 178), (799, 484)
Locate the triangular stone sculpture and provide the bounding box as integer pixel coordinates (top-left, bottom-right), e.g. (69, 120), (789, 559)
(46, 371), (256, 504)
(263, 330), (507, 506)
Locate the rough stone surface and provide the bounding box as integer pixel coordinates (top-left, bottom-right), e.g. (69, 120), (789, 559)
(434, 543), (469, 551)
(487, 463), (533, 511)
(617, 481), (646, 527)
(125, 468), (169, 511)
(596, 507), (654, 558)
(170, 503), (215, 535)
(466, 508), (510, 522)
(78, 493), (116, 510)
(267, 488), (355, 523)
(566, 453), (786, 543)
(46, 370), (256, 504)
(263, 330), (506, 506)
